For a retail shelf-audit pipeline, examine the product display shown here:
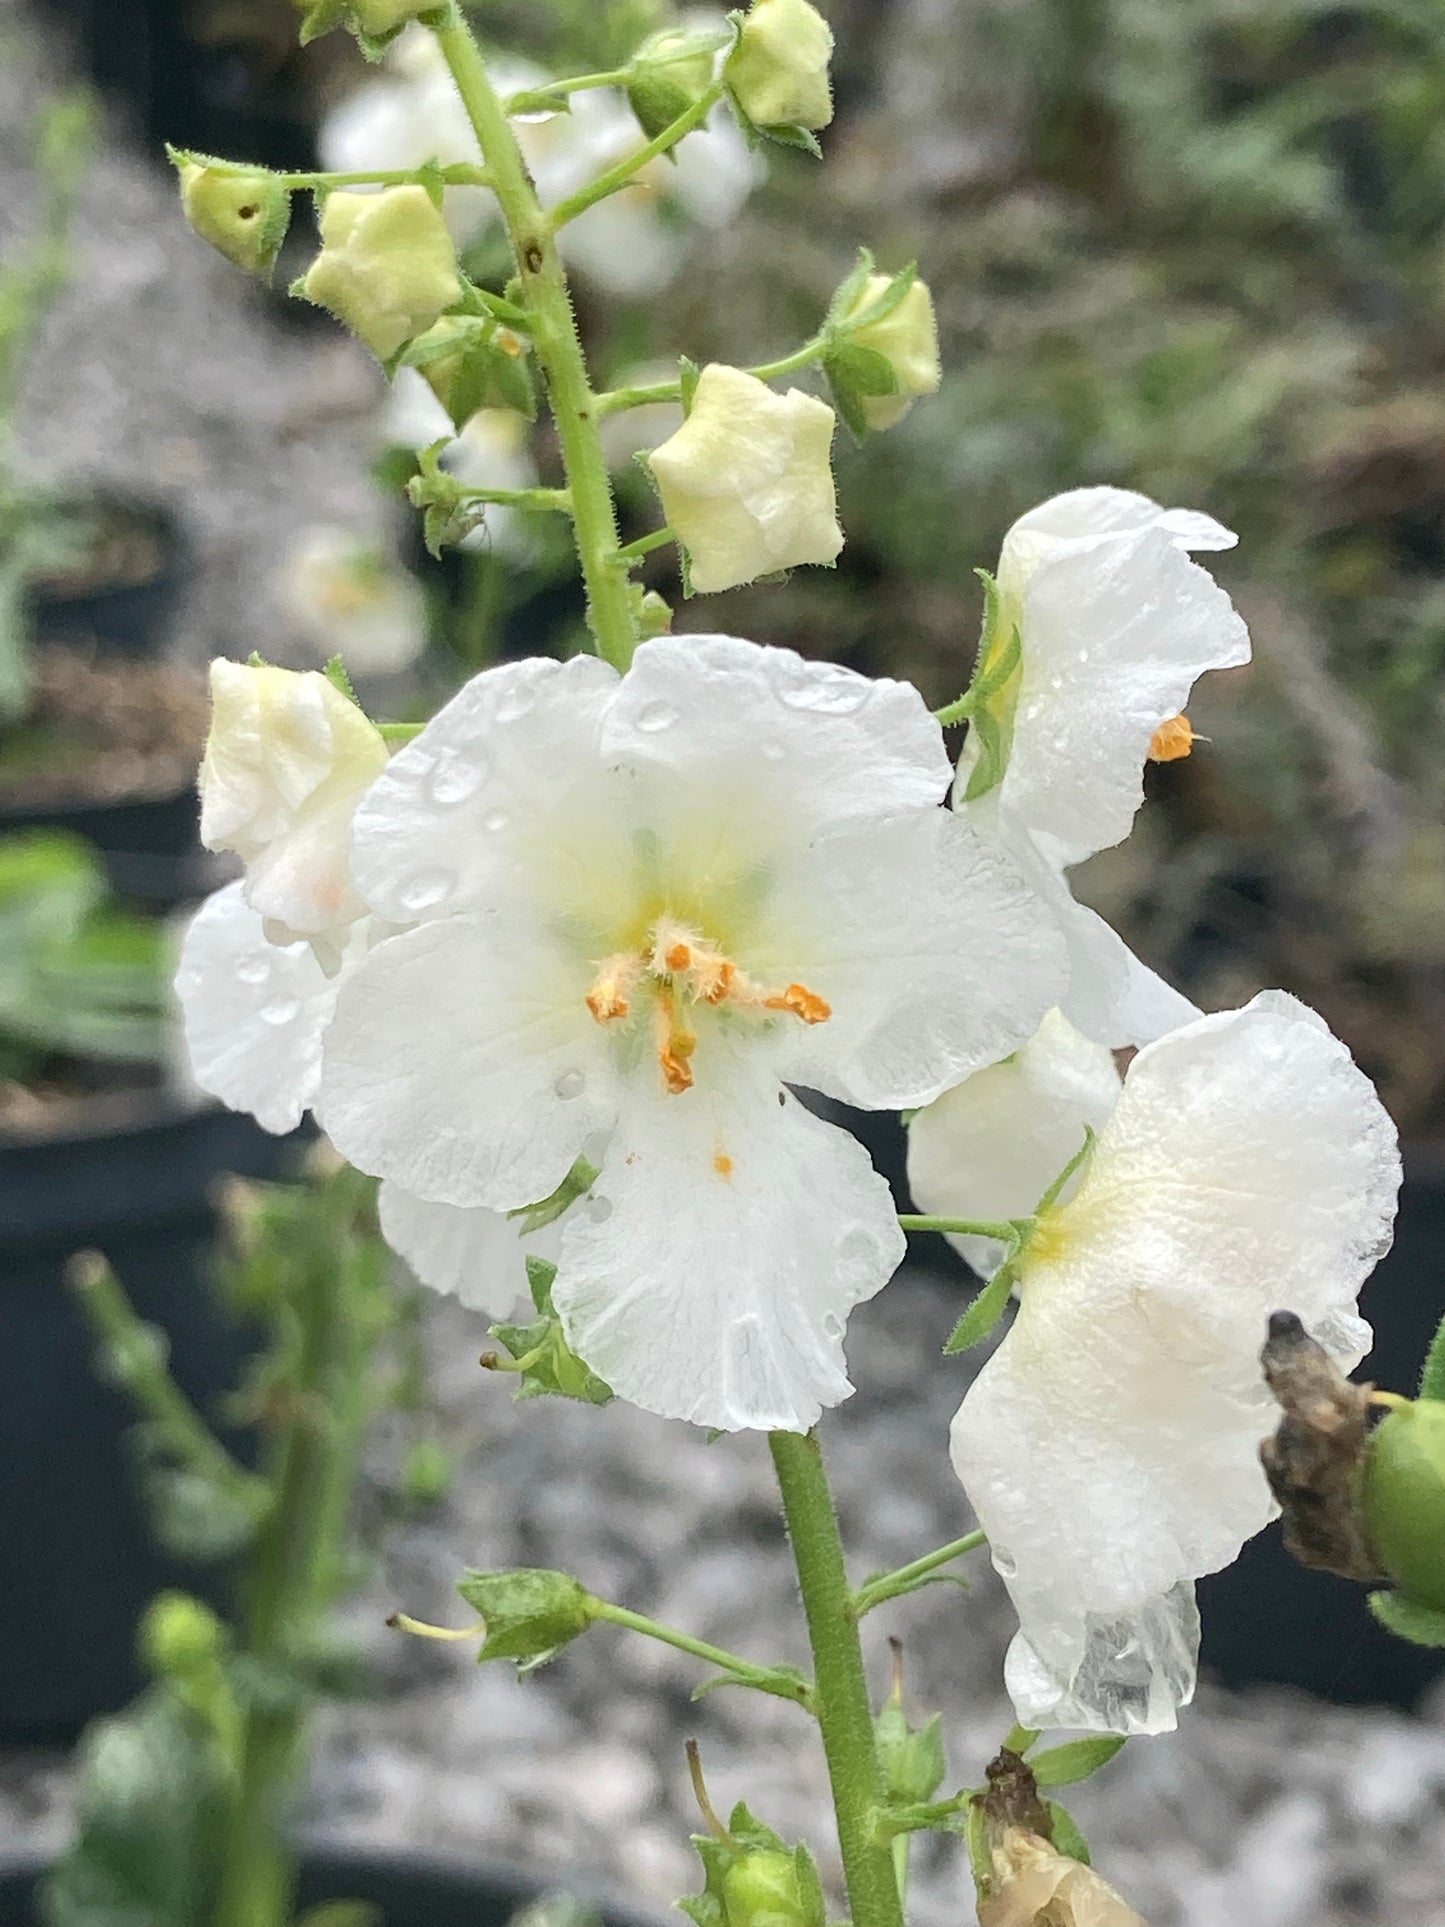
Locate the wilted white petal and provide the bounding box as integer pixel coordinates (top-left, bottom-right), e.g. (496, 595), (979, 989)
(950, 991), (1401, 1732)
(379, 1181), (560, 1314)
(907, 1009), (1121, 1273)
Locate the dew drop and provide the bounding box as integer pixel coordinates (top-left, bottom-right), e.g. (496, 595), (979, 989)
(399, 869), (454, 913)
(483, 806), (511, 833)
(992, 1545), (1018, 1579)
(636, 699), (679, 733)
(822, 1311), (844, 1341)
(496, 683), (536, 722)
(587, 1195), (613, 1224)
(260, 997), (300, 1027)
(775, 662), (870, 715)
(235, 953), (270, 985)
(426, 750), (486, 807)
(553, 1068), (586, 1101)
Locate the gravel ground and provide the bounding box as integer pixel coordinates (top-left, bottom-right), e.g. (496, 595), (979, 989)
(3, 3), (1445, 1922)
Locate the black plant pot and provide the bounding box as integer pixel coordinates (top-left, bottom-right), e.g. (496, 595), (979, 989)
(0, 1095), (304, 1746)
(0, 1847), (661, 1927)
(0, 788), (215, 911)
(1198, 1146), (1445, 1709)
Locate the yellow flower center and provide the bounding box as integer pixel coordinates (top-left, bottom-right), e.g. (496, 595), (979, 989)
(585, 915), (830, 1095)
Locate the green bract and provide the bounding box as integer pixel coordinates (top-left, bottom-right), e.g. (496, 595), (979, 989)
(402, 314), (535, 427)
(454, 1567), (595, 1666)
(1362, 1400), (1445, 1612)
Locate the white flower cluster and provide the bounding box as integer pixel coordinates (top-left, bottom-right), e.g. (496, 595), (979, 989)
(178, 486), (1401, 1741)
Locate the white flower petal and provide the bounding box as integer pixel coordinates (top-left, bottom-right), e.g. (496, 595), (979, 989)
(949, 991), (1401, 1733)
(604, 635), (952, 834)
(1007, 485), (1237, 553)
(906, 1009), (1121, 1274)
(174, 882), (337, 1134)
(553, 1057), (903, 1432)
(777, 810), (1067, 1109)
(378, 1181), (560, 1314)
(321, 911), (617, 1211)
(348, 654), (619, 925)
(996, 519), (1250, 864)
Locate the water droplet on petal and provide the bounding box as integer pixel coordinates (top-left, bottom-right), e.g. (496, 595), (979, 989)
(822, 1311), (844, 1341)
(496, 683), (536, 722)
(774, 661), (870, 715)
(636, 699), (679, 733)
(553, 1069), (586, 1101)
(400, 869), (455, 913)
(993, 1545), (1018, 1578)
(260, 997), (300, 1026)
(483, 806), (511, 833)
(235, 953), (270, 985)
(426, 749), (486, 806)
(587, 1195), (613, 1224)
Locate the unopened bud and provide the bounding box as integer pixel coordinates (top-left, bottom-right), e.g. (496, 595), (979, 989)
(838, 274), (940, 431)
(302, 185), (461, 362)
(140, 1590), (227, 1679)
(180, 163), (290, 277)
(1362, 1400), (1445, 1612)
(629, 25), (723, 140)
(722, 1852), (806, 1927)
(727, 0), (834, 134)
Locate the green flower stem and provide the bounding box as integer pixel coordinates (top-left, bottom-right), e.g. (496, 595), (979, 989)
(432, 7), (637, 670)
(594, 335), (832, 417)
(769, 1429), (906, 1927)
(853, 1532), (988, 1617)
(585, 1598), (814, 1709)
(378, 721), (425, 744)
(932, 692), (974, 727)
(66, 1253), (268, 1519)
(167, 149), (493, 191)
(504, 69), (633, 113)
(548, 80), (727, 230)
(455, 484), (573, 513)
(618, 525), (676, 562)
(212, 1224), (379, 1927)
(874, 1794), (970, 1840)
(897, 1213), (1025, 1241)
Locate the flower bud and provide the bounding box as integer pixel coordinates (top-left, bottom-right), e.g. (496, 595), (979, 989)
(302, 185), (461, 362)
(349, 0), (438, 30)
(454, 1566), (595, 1664)
(838, 274), (940, 431)
(722, 1852), (807, 1927)
(628, 24), (724, 141)
(198, 659), (389, 941)
(727, 0), (834, 133)
(140, 1591), (227, 1679)
(682, 1788), (825, 1927)
(179, 163), (290, 277)
(402, 314), (534, 427)
(647, 363), (842, 594)
(1362, 1400), (1445, 1612)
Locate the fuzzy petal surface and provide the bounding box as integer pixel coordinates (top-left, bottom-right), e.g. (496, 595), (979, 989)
(553, 1056), (902, 1431)
(950, 992), (1401, 1733)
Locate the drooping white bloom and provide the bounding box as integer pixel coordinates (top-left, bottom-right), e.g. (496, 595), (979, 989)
(648, 365), (843, 594)
(978, 1829), (1145, 1927)
(727, 0), (835, 131)
(382, 369), (539, 559)
(319, 31), (760, 296)
(320, 636), (1067, 1432)
(949, 991), (1400, 1734)
(280, 526), (428, 677)
(958, 487), (1251, 1047)
(198, 660), (390, 945)
(906, 1008), (1121, 1276)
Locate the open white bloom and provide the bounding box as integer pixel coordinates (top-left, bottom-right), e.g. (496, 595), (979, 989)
(958, 487), (1251, 1047)
(906, 1009), (1121, 1276)
(198, 661), (390, 946)
(280, 527), (427, 677)
(950, 991), (1400, 1734)
(378, 1183), (556, 1315)
(382, 369), (539, 559)
(649, 365), (843, 594)
(320, 636), (1066, 1431)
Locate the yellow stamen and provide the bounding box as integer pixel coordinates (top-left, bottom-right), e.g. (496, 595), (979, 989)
(764, 981), (832, 1025)
(1148, 712), (1196, 763)
(655, 990), (697, 1095)
(586, 952), (640, 1024)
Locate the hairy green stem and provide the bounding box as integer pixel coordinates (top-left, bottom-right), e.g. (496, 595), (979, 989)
(432, 7), (636, 669)
(548, 80), (726, 229)
(897, 1213), (1026, 1241)
(770, 1430), (905, 1927)
(594, 334), (831, 416)
(587, 1599), (814, 1708)
(853, 1531), (988, 1616)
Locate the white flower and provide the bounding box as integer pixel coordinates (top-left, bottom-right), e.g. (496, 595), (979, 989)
(648, 365), (843, 594)
(382, 369), (540, 559)
(378, 1183), (558, 1314)
(949, 991), (1400, 1734)
(319, 636), (1066, 1432)
(280, 526), (427, 677)
(957, 486), (1251, 1047)
(198, 659), (389, 945)
(906, 1009), (1121, 1276)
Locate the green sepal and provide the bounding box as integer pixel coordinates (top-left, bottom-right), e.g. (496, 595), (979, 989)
(1044, 1800), (1092, 1866)
(527, 1253), (559, 1313)
(838, 260), (919, 334)
(490, 1254), (614, 1405)
(875, 1700), (947, 1805)
(1420, 1310), (1445, 1402)
(1035, 1126), (1097, 1215)
(678, 354), (702, 414)
(297, 0), (348, 43)
(511, 1155), (601, 1234)
(406, 438), (477, 557)
(725, 85), (823, 157)
(943, 1260), (1016, 1355)
(822, 342), (900, 442)
(454, 1566), (595, 1666)
(296, 1905), (383, 1927)
(964, 1799), (991, 1892)
(401, 313), (536, 425)
(823, 246), (877, 328)
(683, 1803), (824, 1927)
(322, 654), (359, 704)
(1028, 1734), (1126, 1788)
(1368, 1589), (1445, 1646)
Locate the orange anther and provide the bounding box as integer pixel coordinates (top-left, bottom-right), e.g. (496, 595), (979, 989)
(1148, 713), (1196, 763)
(587, 986), (629, 1023)
(585, 953), (639, 1024)
(765, 982), (832, 1025)
(699, 959), (736, 1004)
(660, 1029), (696, 1094)
(664, 942), (693, 972)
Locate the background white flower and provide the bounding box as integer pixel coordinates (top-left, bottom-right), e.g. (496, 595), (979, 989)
(957, 486), (1251, 1048)
(320, 636), (1066, 1432)
(905, 1007), (1121, 1275)
(950, 991), (1400, 1735)
(382, 368), (539, 559)
(280, 525), (428, 677)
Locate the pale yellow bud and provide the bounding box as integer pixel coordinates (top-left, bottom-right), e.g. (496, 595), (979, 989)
(842, 274), (941, 430)
(979, 1829), (1146, 1927)
(199, 660), (388, 940)
(302, 185), (461, 362)
(179, 164), (290, 277)
(728, 0), (834, 131)
(647, 364), (842, 595)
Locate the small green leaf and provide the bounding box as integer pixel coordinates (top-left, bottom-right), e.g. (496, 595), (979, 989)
(297, 1905), (383, 1927)
(823, 246), (877, 327)
(678, 355), (702, 414)
(1419, 1312), (1445, 1403)
(1029, 1734), (1126, 1788)
(526, 1254), (558, 1313)
(1368, 1589), (1445, 1646)
(511, 1155), (600, 1234)
(1044, 1801), (1092, 1866)
(943, 1263), (1015, 1354)
(322, 654), (359, 704)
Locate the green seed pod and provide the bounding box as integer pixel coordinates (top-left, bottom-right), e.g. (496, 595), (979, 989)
(1362, 1400), (1445, 1612)
(722, 1851), (806, 1927)
(179, 164), (290, 277)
